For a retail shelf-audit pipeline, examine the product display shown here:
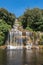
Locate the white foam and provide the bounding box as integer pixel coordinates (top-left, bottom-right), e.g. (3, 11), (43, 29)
(7, 45), (23, 49)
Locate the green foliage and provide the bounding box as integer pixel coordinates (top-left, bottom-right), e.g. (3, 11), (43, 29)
(39, 34), (43, 45)
(0, 8), (16, 46)
(33, 31), (37, 40)
(18, 21), (22, 26)
(40, 35), (43, 42)
(0, 19), (11, 32)
(0, 32), (5, 45)
(0, 8), (16, 27)
(26, 27), (33, 31)
(0, 19), (11, 45)
(19, 8), (43, 31)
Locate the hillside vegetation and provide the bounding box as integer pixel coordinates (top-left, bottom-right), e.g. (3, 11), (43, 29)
(19, 8), (43, 31)
(0, 8), (16, 45)
(0, 8), (43, 46)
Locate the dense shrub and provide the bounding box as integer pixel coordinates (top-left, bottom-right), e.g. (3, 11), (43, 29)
(19, 8), (43, 31)
(39, 34), (43, 45)
(0, 19), (11, 45)
(26, 27), (33, 31)
(0, 8), (15, 46)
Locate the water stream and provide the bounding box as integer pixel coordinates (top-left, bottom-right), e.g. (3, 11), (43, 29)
(7, 19), (33, 49)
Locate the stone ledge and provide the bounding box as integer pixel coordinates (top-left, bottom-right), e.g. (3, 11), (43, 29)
(0, 45), (7, 49)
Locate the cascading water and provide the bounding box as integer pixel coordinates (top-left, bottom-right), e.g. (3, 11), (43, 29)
(26, 32), (33, 49)
(7, 19), (23, 49)
(7, 19), (34, 49)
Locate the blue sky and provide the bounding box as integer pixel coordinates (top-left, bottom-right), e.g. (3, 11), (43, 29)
(0, 0), (43, 17)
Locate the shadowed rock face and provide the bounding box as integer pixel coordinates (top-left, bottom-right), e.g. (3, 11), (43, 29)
(22, 31), (26, 36)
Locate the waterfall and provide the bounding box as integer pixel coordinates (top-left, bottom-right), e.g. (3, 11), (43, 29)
(26, 32), (33, 49)
(7, 19), (23, 49)
(26, 32), (30, 42)
(7, 19), (33, 49)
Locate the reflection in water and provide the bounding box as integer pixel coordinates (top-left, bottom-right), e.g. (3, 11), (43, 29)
(0, 50), (7, 65)
(0, 49), (43, 65)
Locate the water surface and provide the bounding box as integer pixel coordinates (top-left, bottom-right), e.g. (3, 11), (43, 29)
(0, 49), (43, 65)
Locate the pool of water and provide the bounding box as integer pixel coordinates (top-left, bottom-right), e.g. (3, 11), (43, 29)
(0, 49), (43, 65)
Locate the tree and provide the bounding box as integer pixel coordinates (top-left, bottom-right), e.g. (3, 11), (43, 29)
(0, 8), (16, 27)
(19, 8), (43, 31)
(0, 19), (11, 45)
(0, 8), (16, 45)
